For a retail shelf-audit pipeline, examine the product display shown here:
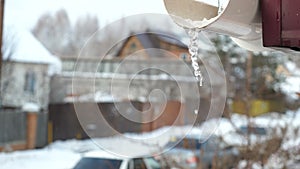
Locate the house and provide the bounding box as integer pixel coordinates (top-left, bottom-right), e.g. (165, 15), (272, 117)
(1, 61), (50, 110)
(48, 30), (217, 140)
(49, 57), (196, 139)
(1, 26), (61, 110)
(116, 30), (190, 60)
(50, 31), (197, 104)
(47, 30), (230, 142)
(0, 26), (61, 150)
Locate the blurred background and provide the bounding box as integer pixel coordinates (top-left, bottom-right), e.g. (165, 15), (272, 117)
(1, 0), (300, 169)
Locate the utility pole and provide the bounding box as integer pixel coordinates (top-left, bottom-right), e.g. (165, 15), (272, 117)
(0, 0), (3, 68)
(0, 0), (4, 109)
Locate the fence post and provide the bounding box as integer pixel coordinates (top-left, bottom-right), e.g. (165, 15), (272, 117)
(22, 103), (40, 149)
(26, 112), (38, 149)
(47, 121), (53, 144)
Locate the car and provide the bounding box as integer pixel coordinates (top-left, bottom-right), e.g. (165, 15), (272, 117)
(73, 150), (163, 169)
(222, 125), (270, 147)
(162, 135), (239, 169)
(239, 126), (268, 135)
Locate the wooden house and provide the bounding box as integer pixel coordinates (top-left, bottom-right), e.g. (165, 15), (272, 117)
(117, 31), (190, 60)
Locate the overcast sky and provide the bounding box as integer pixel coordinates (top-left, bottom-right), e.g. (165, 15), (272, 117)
(5, 0), (168, 30)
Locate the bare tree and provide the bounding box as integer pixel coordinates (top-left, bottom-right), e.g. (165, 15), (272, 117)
(1, 26), (19, 107)
(32, 10), (104, 57)
(71, 14), (102, 57)
(32, 9), (73, 56)
(208, 34), (300, 168)
(32, 10), (182, 58)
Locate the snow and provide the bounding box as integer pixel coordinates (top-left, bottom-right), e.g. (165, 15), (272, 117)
(64, 91), (117, 103)
(279, 61), (300, 100)
(3, 25), (62, 75)
(21, 102), (40, 113)
(0, 125), (194, 168)
(0, 148), (80, 169)
(1, 109), (300, 169)
(78, 91), (117, 103)
(62, 71), (198, 103)
(236, 160), (264, 169)
(170, 0), (229, 29)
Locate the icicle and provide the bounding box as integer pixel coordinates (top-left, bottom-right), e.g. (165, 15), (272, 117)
(188, 28), (203, 87)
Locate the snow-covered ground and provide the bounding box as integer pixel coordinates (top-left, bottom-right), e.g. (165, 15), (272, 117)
(0, 148), (80, 169)
(1, 109), (300, 169)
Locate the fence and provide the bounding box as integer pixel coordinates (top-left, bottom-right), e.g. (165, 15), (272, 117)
(0, 109), (48, 150)
(0, 110), (26, 144)
(48, 101), (184, 142)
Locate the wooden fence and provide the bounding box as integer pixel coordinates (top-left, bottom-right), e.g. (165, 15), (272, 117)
(48, 101), (184, 142)
(0, 110), (48, 151)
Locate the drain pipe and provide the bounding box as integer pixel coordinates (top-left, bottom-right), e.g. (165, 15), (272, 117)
(163, 0), (269, 52)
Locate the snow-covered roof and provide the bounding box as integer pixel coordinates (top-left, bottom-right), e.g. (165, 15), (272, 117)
(64, 91), (119, 103)
(3, 25), (61, 75)
(21, 102), (40, 113)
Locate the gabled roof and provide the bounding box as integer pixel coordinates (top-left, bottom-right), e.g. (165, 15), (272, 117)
(135, 33), (159, 49)
(155, 32), (187, 48)
(116, 30), (188, 56)
(3, 25), (61, 75)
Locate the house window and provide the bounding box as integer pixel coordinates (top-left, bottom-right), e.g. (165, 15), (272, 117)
(180, 53), (188, 60)
(127, 43), (137, 55)
(24, 71), (36, 94)
(111, 61), (119, 73)
(130, 43), (137, 50)
(104, 62), (111, 73)
(62, 61), (75, 71)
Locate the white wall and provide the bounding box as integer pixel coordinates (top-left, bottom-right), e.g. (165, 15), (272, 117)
(1, 61), (50, 110)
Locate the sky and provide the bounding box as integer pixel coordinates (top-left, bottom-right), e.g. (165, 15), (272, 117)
(5, 0), (168, 30)
(5, 0), (225, 30)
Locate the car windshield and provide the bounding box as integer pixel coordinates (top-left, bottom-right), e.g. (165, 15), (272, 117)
(73, 158), (122, 169)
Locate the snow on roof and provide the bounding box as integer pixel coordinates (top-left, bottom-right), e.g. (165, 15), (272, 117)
(64, 91), (120, 103)
(3, 25), (62, 75)
(21, 102), (40, 112)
